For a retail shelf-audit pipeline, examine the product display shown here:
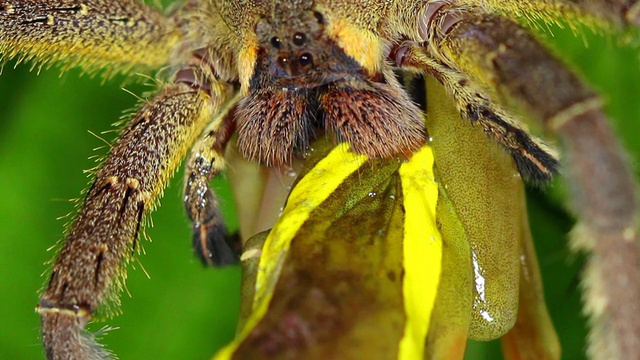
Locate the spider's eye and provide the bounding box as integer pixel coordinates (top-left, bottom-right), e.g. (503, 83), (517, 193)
(270, 36), (281, 48)
(313, 11), (324, 24)
(278, 56), (290, 68)
(299, 53), (313, 66)
(293, 32), (306, 46)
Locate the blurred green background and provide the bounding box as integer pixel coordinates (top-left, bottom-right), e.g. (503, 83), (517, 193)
(0, 4), (639, 360)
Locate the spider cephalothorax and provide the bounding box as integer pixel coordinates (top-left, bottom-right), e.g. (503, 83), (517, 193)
(236, 1), (425, 166)
(1, 0), (639, 359)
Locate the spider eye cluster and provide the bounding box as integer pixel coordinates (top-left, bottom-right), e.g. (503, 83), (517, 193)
(269, 31), (313, 68)
(255, 8), (327, 78)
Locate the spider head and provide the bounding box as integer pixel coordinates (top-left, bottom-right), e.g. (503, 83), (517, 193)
(253, 7), (361, 88)
(235, 4), (426, 167)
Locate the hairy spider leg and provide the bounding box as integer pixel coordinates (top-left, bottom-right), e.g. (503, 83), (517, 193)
(0, 0), (181, 76)
(394, 44), (559, 183)
(37, 77), (233, 359)
(419, 3), (640, 359)
(179, 52), (242, 265)
(8, 2), (238, 358)
(460, 0), (640, 28)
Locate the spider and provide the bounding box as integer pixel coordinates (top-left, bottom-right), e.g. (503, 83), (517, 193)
(1, 0), (639, 359)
